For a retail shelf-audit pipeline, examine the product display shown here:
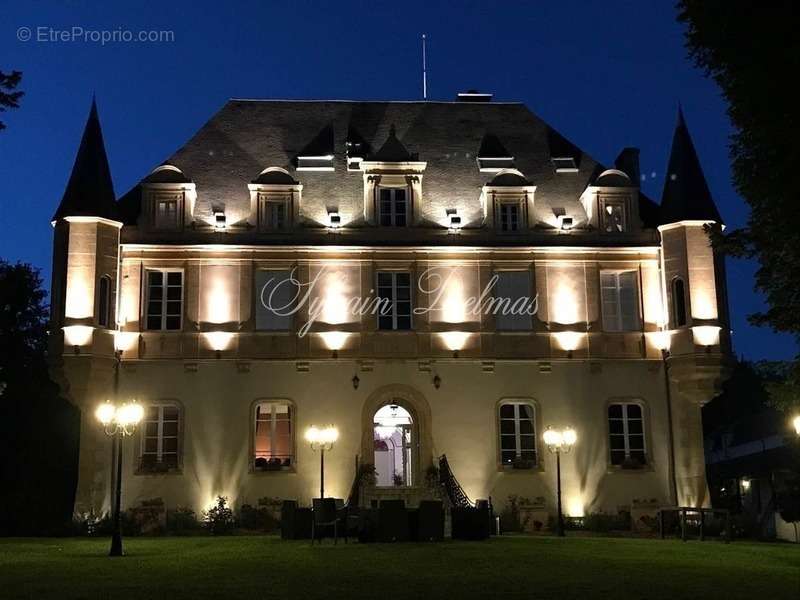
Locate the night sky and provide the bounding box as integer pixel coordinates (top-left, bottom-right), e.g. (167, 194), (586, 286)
(1, 0), (794, 360)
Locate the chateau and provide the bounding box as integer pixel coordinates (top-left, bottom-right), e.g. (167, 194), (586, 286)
(49, 94), (732, 523)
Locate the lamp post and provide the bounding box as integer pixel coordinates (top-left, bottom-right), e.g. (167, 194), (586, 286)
(305, 425), (338, 499)
(792, 415), (800, 437)
(543, 426), (577, 537)
(95, 400), (144, 556)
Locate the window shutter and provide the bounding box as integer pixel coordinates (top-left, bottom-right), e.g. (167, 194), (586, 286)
(256, 270), (296, 330)
(494, 271), (532, 331)
(618, 271), (640, 331)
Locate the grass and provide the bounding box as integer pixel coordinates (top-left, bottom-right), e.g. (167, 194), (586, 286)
(0, 535), (798, 599)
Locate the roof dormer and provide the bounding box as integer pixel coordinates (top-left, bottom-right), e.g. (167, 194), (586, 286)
(141, 164), (196, 232)
(481, 169), (537, 232)
(580, 168), (640, 233)
(248, 167), (303, 231)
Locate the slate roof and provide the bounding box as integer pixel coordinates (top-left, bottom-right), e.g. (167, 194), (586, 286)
(660, 108), (723, 224)
(53, 99), (117, 222)
(117, 99), (662, 235)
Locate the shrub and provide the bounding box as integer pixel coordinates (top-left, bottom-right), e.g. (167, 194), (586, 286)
(499, 495), (529, 533)
(166, 506), (201, 535)
(203, 496), (235, 535)
(239, 504), (280, 533)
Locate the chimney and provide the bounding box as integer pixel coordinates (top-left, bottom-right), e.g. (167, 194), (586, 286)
(614, 147), (640, 184)
(457, 90), (493, 103)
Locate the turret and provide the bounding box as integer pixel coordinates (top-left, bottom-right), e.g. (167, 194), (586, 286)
(657, 107), (732, 509)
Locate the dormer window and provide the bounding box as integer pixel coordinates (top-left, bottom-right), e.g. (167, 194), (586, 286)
(378, 188), (408, 227)
(498, 201), (521, 232)
(155, 197), (179, 230)
(260, 197), (290, 230)
(600, 197), (627, 233)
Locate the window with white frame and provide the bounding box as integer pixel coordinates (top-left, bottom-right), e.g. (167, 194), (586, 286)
(497, 201), (521, 232)
(600, 270), (640, 332)
(145, 270), (183, 331)
(608, 402), (646, 467)
(499, 402), (537, 467)
(253, 401), (293, 470)
(140, 404), (181, 472)
(378, 188), (408, 226)
(259, 197), (289, 230)
(600, 198), (627, 233)
(376, 271), (412, 330)
(155, 197), (179, 230)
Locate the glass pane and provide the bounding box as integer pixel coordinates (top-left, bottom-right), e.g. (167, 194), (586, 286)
(627, 419), (643, 435)
(396, 316), (411, 330)
(499, 405), (515, 419)
(377, 273), (392, 287)
(166, 316), (181, 330)
(520, 450), (536, 462)
(608, 404), (623, 419)
(167, 272), (182, 286)
(610, 450), (625, 465)
(162, 421), (178, 437)
(609, 419), (624, 434)
(396, 273), (410, 287)
(610, 435), (626, 450)
(628, 434), (645, 450)
(148, 272), (163, 286)
(163, 406), (179, 420)
(500, 419), (515, 435)
(501, 450), (516, 464)
(519, 405), (534, 420)
(500, 435), (517, 450)
(163, 438), (178, 453)
(378, 316), (393, 330)
(147, 301), (161, 316)
(395, 214), (406, 226)
(144, 438), (158, 453)
(147, 316), (161, 330)
(148, 286), (163, 300)
(626, 404), (642, 419)
(518, 420), (534, 435)
(167, 287), (181, 301)
(630, 450), (647, 465)
(144, 422), (158, 437)
(519, 435), (535, 450)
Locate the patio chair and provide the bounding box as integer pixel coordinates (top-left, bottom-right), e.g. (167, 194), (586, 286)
(378, 499), (409, 542)
(312, 498), (340, 545)
(281, 500), (312, 540)
(417, 500), (444, 541)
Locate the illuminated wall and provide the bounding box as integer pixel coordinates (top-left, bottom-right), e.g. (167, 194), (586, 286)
(423, 264), (481, 325)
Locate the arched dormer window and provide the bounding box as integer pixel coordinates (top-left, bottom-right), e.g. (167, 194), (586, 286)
(248, 167), (303, 230)
(481, 169), (536, 232)
(671, 277), (687, 327)
(97, 275), (112, 328)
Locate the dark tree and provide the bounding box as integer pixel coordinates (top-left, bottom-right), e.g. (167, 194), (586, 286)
(0, 260), (79, 535)
(678, 2), (800, 412)
(0, 70), (23, 130)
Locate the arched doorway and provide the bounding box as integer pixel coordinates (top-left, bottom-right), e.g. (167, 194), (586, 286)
(373, 404), (413, 487)
(360, 384), (434, 495)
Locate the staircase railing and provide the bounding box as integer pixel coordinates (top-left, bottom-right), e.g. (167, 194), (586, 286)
(438, 454), (473, 508)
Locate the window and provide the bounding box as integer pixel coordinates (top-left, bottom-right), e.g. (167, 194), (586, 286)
(671, 277), (687, 327)
(377, 272), (412, 330)
(260, 199), (288, 230)
(140, 404), (181, 472)
(155, 198), (179, 230)
(499, 402), (537, 468)
(97, 275), (111, 328)
(145, 270), (183, 331)
(378, 188), (408, 226)
(254, 402), (293, 470)
(600, 270), (640, 332)
(608, 403), (646, 467)
(498, 202), (521, 232)
(255, 269), (296, 331)
(493, 271), (533, 331)
(600, 198), (627, 233)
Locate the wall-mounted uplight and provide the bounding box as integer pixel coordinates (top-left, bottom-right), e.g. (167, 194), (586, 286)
(320, 331), (348, 357)
(63, 325), (94, 351)
(558, 215), (574, 231)
(648, 330), (672, 352)
(203, 331), (234, 356)
(328, 211), (342, 229)
(553, 331), (582, 356)
(692, 325), (720, 348)
(113, 330), (140, 353)
(439, 331), (469, 357)
(213, 211), (227, 230)
(446, 209), (462, 232)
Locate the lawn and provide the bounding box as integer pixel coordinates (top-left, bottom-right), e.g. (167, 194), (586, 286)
(0, 535), (797, 599)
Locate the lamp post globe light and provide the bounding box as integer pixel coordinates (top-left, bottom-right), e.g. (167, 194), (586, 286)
(95, 400), (144, 556)
(793, 415), (800, 437)
(305, 425), (338, 499)
(543, 426), (577, 538)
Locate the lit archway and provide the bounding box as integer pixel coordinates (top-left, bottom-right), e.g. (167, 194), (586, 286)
(374, 404), (413, 486)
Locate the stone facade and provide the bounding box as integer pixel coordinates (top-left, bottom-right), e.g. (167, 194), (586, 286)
(49, 98), (732, 520)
